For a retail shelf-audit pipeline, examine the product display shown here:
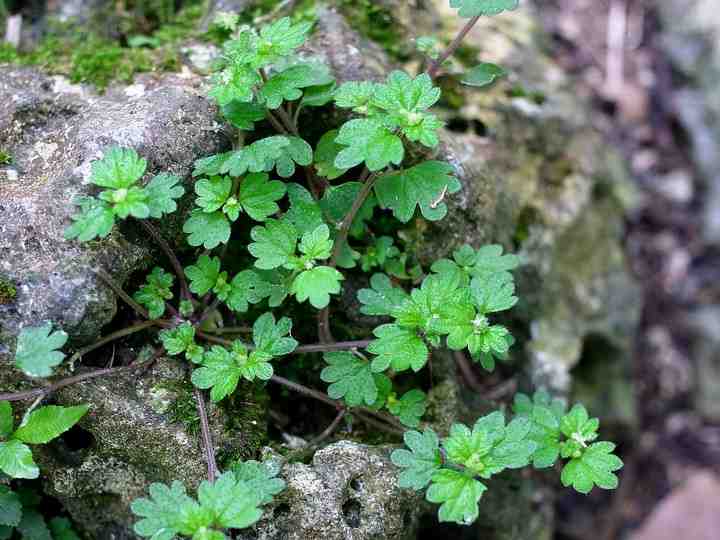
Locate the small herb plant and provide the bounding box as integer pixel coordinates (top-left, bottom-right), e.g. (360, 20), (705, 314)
(1, 0), (623, 534)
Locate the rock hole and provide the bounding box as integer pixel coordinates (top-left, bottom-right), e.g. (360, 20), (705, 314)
(349, 477), (363, 491)
(446, 117), (469, 132)
(342, 498), (362, 528)
(273, 503), (291, 519)
(60, 424), (95, 451)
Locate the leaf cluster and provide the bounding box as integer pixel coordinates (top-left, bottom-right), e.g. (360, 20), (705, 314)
(0, 401), (88, 480)
(65, 147), (183, 241)
(131, 459), (285, 540)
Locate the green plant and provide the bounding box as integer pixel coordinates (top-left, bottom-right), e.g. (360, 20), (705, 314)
(1, 484), (82, 540)
(0, 1), (622, 535)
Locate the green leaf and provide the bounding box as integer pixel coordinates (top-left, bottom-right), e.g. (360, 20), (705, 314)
(374, 161), (461, 223)
(319, 182), (376, 238)
(449, 0), (520, 18)
(512, 391), (566, 468)
(64, 197), (115, 241)
(133, 267), (174, 319)
(13, 405), (89, 444)
(192, 343), (251, 401)
(209, 64), (260, 106)
(48, 518), (81, 540)
(254, 17), (312, 66)
(335, 119), (404, 172)
(260, 64), (333, 109)
(0, 440), (38, 479)
(184, 210), (232, 249)
(99, 185), (149, 219)
(560, 404), (599, 448)
(0, 486), (22, 527)
(195, 176), (232, 213)
(221, 136), (291, 177)
(222, 101), (266, 130)
(283, 183), (325, 235)
(301, 81), (336, 107)
(442, 412), (535, 479)
(462, 63), (507, 87)
(561, 442), (623, 494)
(275, 136), (313, 178)
(471, 244), (521, 279)
(391, 428), (442, 489)
(196, 471), (264, 530)
(225, 270), (272, 313)
(186, 255), (222, 296)
(426, 470), (486, 525)
(131, 480), (204, 540)
(231, 460), (286, 505)
(367, 324), (428, 373)
(371, 71), (444, 147)
(16, 509), (51, 540)
(237, 172), (286, 221)
(0, 401), (14, 439)
(193, 153), (232, 178)
(159, 323), (203, 364)
(144, 173), (184, 218)
(321, 352), (377, 407)
(357, 273), (409, 316)
(90, 147), (146, 189)
(14, 323), (68, 378)
(252, 312), (298, 357)
(248, 219), (298, 270)
(314, 130), (348, 180)
(471, 273), (518, 314)
(334, 81), (378, 111)
(297, 224), (333, 261)
(388, 390), (427, 428)
(290, 266), (344, 309)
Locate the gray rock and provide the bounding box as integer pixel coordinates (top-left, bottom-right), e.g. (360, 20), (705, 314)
(421, 2), (641, 396)
(0, 66), (227, 355)
(241, 442), (422, 540)
(658, 0), (720, 242)
(687, 307), (720, 421)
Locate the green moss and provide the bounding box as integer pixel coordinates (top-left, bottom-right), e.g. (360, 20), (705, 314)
(0, 149), (12, 165)
(0, 277), (17, 305)
(0, 2), (204, 91)
(336, 0), (407, 60)
(162, 380), (201, 435)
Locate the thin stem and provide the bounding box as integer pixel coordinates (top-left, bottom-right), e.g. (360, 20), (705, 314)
(317, 308), (334, 344)
(275, 105), (299, 135)
(194, 388), (218, 482)
(0, 360), (155, 402)
(329, 173), (378, 267)
(194, 332), (372, 354)
(266, 109), (288, 134)
(138, 220), (191, 302)
(308, 409), (347, 446)
(296, 340), (372, 354)
(270, 375), (338, 407)
(203, 326), (253, 334)
(94, 268), (149, 319)
(68, 321), (159, 365)
(453, 350), (484, 393)
(354, 412), (404, 436)
(427, 15), (481, 79)
(197, 297), (222, 327)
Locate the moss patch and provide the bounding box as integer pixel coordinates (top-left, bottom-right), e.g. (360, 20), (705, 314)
(0, 149), (12, 165)
(0, 2), (204, 90)
(0, 277), (17, 305)
(336, 0), (407, 60)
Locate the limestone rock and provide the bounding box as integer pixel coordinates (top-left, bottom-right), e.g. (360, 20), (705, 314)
(0, 66), (226, 355)
(240, 442), (423, 540)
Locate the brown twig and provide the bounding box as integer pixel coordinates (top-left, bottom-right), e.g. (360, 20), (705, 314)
(138, 220), (191, 302)
(329, 173), (378, 268)
(94, 267), (149, 319)
(193, 388), (218, 482)
(453, 350), (484, 393)
(0, 360), (155, 402)
(68, 321), (159, 365)
(308, 409), (347, 446)
(427, 15), (481, 79)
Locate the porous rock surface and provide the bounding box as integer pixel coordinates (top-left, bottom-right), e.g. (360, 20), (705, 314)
(240, 442), (423, 540)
